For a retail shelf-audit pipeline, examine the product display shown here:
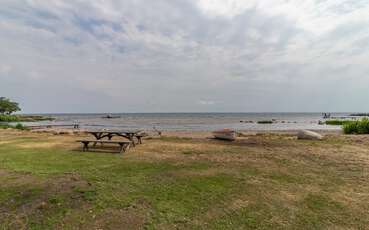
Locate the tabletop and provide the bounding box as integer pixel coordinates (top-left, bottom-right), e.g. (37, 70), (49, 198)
(87, 130), (141, 134)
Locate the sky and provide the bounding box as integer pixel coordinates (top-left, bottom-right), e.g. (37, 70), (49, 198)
(1, 0), (369, 113)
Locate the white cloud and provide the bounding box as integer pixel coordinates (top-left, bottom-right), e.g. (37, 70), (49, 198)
(196, 0), (256, 18)
(198, 100), (216, 105)
(0, 0), (369, 112)
(0, 64), (12, 74)
(197, 0), (369, 35)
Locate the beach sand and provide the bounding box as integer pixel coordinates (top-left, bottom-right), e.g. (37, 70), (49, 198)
(28, 126), (342, 139)
(161, 129), (342, 139)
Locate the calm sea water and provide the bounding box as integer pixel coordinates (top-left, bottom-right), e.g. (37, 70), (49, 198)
(25, 113), (345, 131)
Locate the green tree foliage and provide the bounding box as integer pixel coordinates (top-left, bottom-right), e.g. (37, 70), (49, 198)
(0, 97), (21, 115)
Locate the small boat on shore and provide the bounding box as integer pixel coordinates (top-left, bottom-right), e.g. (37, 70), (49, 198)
(213, 129), (236, 141)
(102, 114), (121, 119)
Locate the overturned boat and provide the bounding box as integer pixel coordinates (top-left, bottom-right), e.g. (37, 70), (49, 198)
(213, 129), (236, 141)
(102, 114), (121, 119)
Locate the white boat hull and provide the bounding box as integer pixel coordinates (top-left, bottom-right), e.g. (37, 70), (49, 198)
(213, 130), (236, 141)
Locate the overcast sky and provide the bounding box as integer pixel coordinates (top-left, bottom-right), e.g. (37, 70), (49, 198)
(1, 0), (369, 113)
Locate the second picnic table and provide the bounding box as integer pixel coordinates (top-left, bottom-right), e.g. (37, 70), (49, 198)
(87, 130), (143, 147)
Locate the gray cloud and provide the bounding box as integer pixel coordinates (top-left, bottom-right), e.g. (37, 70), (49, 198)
(1, 0), (369, 113)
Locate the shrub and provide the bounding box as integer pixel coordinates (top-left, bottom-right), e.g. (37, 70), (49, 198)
(0, 124), (10, 129)
(0, 114), (20, 122)
(343, 118), (369, 134)
(0, 115), (54, 122)
(15, 123), (27, 130)
(343, 122), (358, 134)
(0, 123), (29, 130)
(257, 120), (273, 124)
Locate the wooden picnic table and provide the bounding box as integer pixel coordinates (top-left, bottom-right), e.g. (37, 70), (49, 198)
(87, 130), (142, 147)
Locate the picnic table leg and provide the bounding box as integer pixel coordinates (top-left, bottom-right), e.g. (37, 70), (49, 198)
(119, 143), (130, 153)
(129, 134), (136, 147)
(82, 142), (89, 152)
(92, 134), (100, 147)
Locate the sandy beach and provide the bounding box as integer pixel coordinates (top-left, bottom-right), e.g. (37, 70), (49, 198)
(161, 129), (342, 139)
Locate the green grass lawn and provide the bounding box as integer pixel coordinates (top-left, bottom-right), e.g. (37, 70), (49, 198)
(0, 130), (369, 229)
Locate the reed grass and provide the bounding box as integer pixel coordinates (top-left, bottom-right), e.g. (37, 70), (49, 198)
(0, 114), (54, 122)
(325, 120), (352, 126)
(343, 118), (369, 134)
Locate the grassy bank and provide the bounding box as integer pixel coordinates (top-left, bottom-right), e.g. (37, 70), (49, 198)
(0, 114), (54, 122)
(343, 118), (369, 134)
(0, 123), (29, 130)
(325, 119), (369, 134)
(0, 130), (369, 229)
(325, 120), (352, 126)
(325, 118), (369, 134)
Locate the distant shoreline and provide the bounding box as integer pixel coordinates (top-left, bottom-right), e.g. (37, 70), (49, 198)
(19, 113), (344, 132)
(19, 112), (356, 115)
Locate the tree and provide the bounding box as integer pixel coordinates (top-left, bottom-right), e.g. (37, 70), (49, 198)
(0, 97), (21, 115)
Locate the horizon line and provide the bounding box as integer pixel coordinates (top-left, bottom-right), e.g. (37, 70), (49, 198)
(19, 112), (359, 115)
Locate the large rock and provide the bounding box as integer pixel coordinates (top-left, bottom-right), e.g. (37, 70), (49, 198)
(297, 130), (323, 140)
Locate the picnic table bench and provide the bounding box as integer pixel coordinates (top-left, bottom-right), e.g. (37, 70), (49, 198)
(77, 140), (131, 153)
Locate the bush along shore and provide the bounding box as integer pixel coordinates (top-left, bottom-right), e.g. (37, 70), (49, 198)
(343, 118), (369, 134)
(0, 114), (55, 122)
(324, 118), (369, 134)
(0, 123), (29, 130)
(325, 120), (353, 126)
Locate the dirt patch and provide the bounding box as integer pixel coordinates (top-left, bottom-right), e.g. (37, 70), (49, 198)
(0, 170), (42, 187)
(6, 133), (86, 150)
(229, 198), (250, 210)
(173, 167), (233, 177)
(59, 197), (152, 230)
(16, 142), (60, 149)
(0, 170), (94, 229)
(0, 140), (15, 145)
(86, 207), (149, 230)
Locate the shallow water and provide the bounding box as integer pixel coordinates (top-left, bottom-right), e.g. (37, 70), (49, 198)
(23, 113), (345, 131)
